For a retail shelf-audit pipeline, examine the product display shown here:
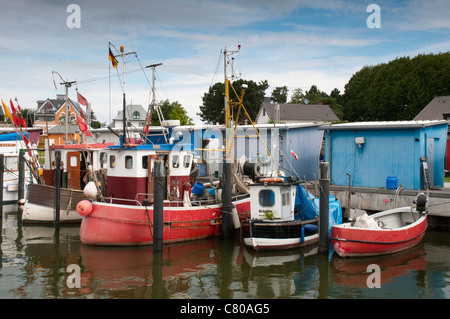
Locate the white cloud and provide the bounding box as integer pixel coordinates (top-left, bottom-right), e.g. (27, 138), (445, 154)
(0, 0), (448, 126)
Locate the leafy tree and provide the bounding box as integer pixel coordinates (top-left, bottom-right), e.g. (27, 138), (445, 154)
(271, 86), (288, 103)
(198, 79), (269, 124)
(288, 88), (305, 104)
(89, 110), (103, 129)
(288, 85), (343, 120)
(151, 99), (193, 126)
(169, 104), (194, 125)
(343, 52), (450, 121)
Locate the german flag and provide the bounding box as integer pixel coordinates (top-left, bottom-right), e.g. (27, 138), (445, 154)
(109, 48), (118, 68)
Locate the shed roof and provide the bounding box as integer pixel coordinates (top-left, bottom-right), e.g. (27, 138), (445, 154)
(319, 120), (449, 130)
(260, 103), (339, 122)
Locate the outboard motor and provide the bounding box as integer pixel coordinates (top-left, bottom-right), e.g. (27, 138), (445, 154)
(415, 193), (428, 214)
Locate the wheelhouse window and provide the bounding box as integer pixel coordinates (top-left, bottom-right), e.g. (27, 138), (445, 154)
(259, 189), (275, 207)
(142, 155), (148, 169)
(109, 155), (116, 168)
(172, 155), (179, 168)
(125, 155), (133, 169)
(282, 192), (290, 206)
(183, 155), (191, 168)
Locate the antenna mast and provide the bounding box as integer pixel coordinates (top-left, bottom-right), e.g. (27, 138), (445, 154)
(144, 63), (167, 142)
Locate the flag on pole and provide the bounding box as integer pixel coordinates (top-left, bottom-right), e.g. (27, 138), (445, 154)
(290, 148), (299, 160)
(77, 91), (87, 120)
(109, 48), (118, 68)
(76, 115), (92, 137)
(77, 91), (88, 106)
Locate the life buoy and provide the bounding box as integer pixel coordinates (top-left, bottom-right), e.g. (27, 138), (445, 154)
(259, 177), (285, 183)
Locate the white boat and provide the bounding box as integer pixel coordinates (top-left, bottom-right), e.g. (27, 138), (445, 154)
(241, 177), (343, 251)
(241, 178), (320, 251)
(1, 132), (38, 205)
(22, 142), (112, 224)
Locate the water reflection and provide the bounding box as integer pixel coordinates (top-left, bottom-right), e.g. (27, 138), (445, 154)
(1, 205), (450, 299)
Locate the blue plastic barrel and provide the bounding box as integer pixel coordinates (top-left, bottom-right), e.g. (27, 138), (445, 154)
(386, 176), (398, 190)
(191, 182), (204, 195)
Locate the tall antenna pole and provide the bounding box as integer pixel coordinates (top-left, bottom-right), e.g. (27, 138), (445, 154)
(52, 71), (76, 144)
(144, 63), (165, 142)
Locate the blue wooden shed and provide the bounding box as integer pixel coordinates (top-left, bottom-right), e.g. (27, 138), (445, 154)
(320, 120), (449, 190)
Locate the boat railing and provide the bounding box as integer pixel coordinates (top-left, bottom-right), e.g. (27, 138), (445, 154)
(101, 192), (249, 207)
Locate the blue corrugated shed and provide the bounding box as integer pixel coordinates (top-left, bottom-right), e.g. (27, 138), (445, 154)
(320, 121), (448, 190)
(172, 123), (324, 180)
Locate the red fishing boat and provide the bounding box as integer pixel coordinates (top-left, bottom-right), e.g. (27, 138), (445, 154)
(77, 44), (251, 246)
(331, 196), (428, 258)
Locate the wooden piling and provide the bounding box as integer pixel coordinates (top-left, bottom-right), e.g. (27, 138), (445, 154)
(319, 162), (330, 253)
(54, 154), (61, 227)
(0, 154), (3, 215)
(153, 159), (165, 252)
(222, 162), (233, 237)
(18, 151), (25, 204)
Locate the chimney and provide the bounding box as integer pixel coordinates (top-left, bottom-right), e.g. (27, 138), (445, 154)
(274, 103), (280, 124)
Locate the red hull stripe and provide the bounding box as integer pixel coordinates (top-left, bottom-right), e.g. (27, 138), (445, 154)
(331, 229), (426, 245)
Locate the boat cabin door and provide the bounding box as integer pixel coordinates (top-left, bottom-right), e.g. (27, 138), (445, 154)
(66, 151), (81, 189)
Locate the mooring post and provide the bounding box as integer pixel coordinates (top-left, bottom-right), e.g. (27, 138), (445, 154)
(153, 159), (165, 252)
(319, 162), (330, 253)
(18, 151), (25, 204)
(0, 154), (4, 215)
(54, 154), (61, 227)
(222, 162), (233, 238)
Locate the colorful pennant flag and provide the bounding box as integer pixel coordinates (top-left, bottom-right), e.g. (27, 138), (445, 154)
(77, 91), (88, 106)
(2, 99), (13, 123)
(76, 115), (92, 137)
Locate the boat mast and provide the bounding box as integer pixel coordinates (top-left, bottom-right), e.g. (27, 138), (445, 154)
(110, 44), (136, 146)
(222, 45), (240, 237)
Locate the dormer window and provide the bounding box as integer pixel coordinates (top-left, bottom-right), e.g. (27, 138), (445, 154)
(133, 111), (140, 119)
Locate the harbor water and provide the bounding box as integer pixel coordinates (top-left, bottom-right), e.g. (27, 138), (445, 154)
(1, 205), (450, 299)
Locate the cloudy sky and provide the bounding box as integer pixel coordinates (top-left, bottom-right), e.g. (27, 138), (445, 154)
(0, 0), (449, 125)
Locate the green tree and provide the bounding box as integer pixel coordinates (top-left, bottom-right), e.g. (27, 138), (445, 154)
(151, 99), (193, 126)
(343, 52), (450, 121)
(271, 86), (288, 103)
(288, 88), (305, 104)
(198, 79), (269, 124)
(89, 110), (103, 129)
(288, 85), (343, 120)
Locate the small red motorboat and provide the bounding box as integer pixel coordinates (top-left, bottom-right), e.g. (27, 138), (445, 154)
(331, 204), (427, 258)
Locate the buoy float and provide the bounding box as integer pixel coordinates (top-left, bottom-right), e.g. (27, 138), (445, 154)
(84, 181), (98, 198)
(76, 200), (93, 216)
